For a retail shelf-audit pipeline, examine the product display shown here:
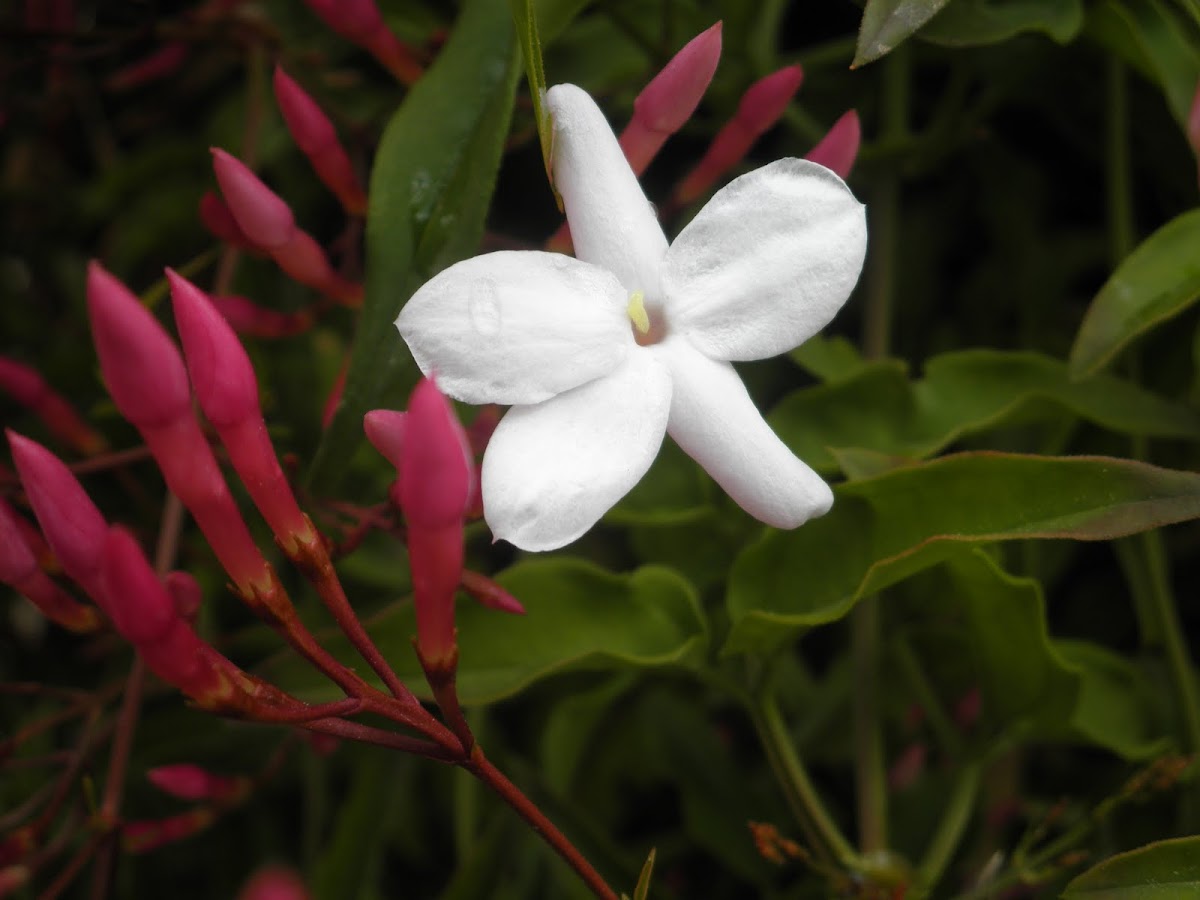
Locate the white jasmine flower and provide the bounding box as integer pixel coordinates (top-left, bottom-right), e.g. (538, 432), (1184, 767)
(397, 83), (867, 551)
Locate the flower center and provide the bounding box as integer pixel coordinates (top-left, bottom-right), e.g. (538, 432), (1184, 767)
(626, 291), (667, 346)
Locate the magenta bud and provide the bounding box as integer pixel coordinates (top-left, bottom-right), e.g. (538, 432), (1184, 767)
(619, 22), (722, 175)
(673, 65), (804, 205)
(400, 378), (473, 529)
(0, 355), (106, 455)
(86, 262), (191, 428)
(146, 764), (242, 801)
(210, 149), (296, 250)
(167, 269), (259, 429)
(273, 66), (336, 156)
(363, 409), (406, 470)
(804, 109), (861, 180)
(107, 42), (189, 91)
(0, 356), (42, 406)
(0, 498), (38, 584)
(164, 570), (203, 620)
(199, 191), (258, 251)
(210, 295), (311, 338)
(7, 430), (107, 595)
(238, 865), (312, 900)
(303, 0), (422, 85)
(100, 528), (177, 645)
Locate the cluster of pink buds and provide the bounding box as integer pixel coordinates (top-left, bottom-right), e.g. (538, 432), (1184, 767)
(548, 20), (861, 253)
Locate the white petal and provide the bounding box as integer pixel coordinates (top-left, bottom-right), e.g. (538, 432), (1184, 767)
(660, 338), (832, 527)
(482, 350), (671, 551)
(663, 158), (867, 361)
(547, 84), (669, 299)
(397, 251), (631, 405)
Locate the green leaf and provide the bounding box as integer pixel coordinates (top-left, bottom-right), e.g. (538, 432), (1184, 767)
(1063, 835), (1200, 898)
(724, 452), (1200, 656)
(262, 560), (707, 705)
(854, 0), (954, 67)
(511, 0), (552, 180)
(1070, 209), (1200, 378)
(917, 0), (1084, 46)
(1088, 0), (1200, 129)
(769, 349), (1200, 475)
(306, 0), (520, 493)
(789, 334), (869, 382)
(1054, 640), (1171, 760)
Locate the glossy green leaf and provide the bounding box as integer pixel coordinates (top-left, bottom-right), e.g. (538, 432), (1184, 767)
(918, 0), (1084, 45)
(1063, 835), (1200, 898)
(306, 0), (520, 493)
(1069, 209), (1200, 377)
(770, 349), (1200, 475)
(854, 0), (954, 67)
(1088, 0), (1200, 129)
(725, 452), (1200, 655)
(901, 552), (1165, 757)
(1054, 640), (1170, 759)
(262, 560), (707, 705)
(789, 334), (868, 382)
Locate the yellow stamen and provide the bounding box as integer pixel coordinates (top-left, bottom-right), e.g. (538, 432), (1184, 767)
(627, 291), (650, 335)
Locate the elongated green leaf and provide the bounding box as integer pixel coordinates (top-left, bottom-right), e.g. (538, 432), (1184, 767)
(770, 349), (1200, 474)
(1070, 209), (1200, 377)
(1063, 835), (1200, 898)
(854, 0), (954, 67)
(724, 452), (1200, 655)
(918, 0), (1084, 45)
(262, 560), (707, 705)
(307, 0), (520, 493)
(900, 552), (1165, 757)
(1088, 0), (1200, 129)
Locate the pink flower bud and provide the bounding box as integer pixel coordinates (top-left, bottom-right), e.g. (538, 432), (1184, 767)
(168, 270), (312, 547)
(303, 0), (422, 86)
(199, 191), (259, 252)
(363, 409), (406, 470)
(86, 262), (191, 428)
(7, 431), (107, 597)
(0, 356), (106, 454)
(238, 865), (312, 900)
(210, 149), (296, 250)
(107, 42), (189, 91)
(167, 270), (258, 429)
(0, 498), (100, 633)
(274, 67), (368, 215)
(210, 295), (311, 338)
(146, 764), (245, 802)
(804, 109), (861, 180)
(619, 22), (722, 176)
(673, 65), (804, 205)
(400, 379), (473, 530)
(99, 528), (177, 645)
(272, 231), (363, 305)
(123, 809), (217, 855)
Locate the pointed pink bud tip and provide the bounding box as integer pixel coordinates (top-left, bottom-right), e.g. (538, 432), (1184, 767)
(86, 262), (191, 427)
(634, 22), (722, 133)
(739, 65), (803, 130)
(238, 865), (312, 900)
(0, 356), (45, 406)
(199, 191), (256, 250)
(7, 430), (107, 587)
(273, 66), (336, 155)
(210, 295), (311, 338)
(304, 0), (384, 40)
(167, 269), (260, 428)
(146, 764), (240, 801)
(210, 149), (295, 250)
(363, 409), (406, 470)
(400, 378), (474, 529)
(100, 527), (178, 645)
(804, 109), (861, 180)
